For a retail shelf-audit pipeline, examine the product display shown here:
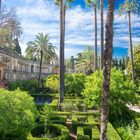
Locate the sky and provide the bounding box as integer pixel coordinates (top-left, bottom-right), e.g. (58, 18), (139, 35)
(3, 0), (140, 59)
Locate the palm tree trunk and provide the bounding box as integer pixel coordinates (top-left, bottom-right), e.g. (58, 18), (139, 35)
(59, 0), (65, 105)
(100, 0), (115, 140)
(94, 4), (98, 70)
(100, 0), (104, 69)
(0, 0), (1, 13)
(38, 51), (43, 89)
(128, 11), (134, 81)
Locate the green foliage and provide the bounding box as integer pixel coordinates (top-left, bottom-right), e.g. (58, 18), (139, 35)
(85, 0), (98, 8)
(127, 44), (140, 83)
(82, 69), (137, 120)
(82, 71), (102, 108)
(30, 124), (69, 140)
(75, 46), (95, 74)
(91, 126), (100, 140)
(107, 123), (121, 140)
(65, 73), (86, 96)
(45, 73), (86, 96)
(45, 75), (59, 93)
(65, 56), (75, 72)
(62, 99), (77, 112)
(116, 119), (140, 140)
(50, 99), (59, 111)
(0, 88), (38, 138)
(0, 7), (23, 48)
(8, 79), (38, 93)
(119, 0), (139, 16)
(112, 57), (128, 70)
(77, 127), (90, 140)
(12, 38), (22, 55)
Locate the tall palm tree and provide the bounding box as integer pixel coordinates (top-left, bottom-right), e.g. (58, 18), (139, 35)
(25, 33), (56, 88)
(85, 0), (98, 70)
(54, 0), (74, 105)
(59, 0), (65, 105)
(100, 0), (115, 140)
(100, 0), (104, 69)
(119, 0), (139, 81)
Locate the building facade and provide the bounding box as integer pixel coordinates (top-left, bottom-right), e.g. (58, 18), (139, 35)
(0, 47), (59, 86)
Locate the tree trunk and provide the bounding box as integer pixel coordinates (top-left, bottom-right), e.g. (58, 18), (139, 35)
(100, 0), (115, 140)
(100, 0), (104, 69)
(128, 11), (134, 81)
(59, 0), (65, 105)
(94, 4), (98, 70)
(0, 0), (1, 13)
(38, 50), (43, 89)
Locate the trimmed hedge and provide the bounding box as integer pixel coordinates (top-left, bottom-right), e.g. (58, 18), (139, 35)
(46, 99), (59, 111)
(77, 127), (90, 140)
(107, 123), (121, 140)
(30, 124), (70, 140)
(84, 126), (92, 139)
(88, 115), (99, 125)
(49, 115), (67, 125)
(8, 80), (38, 93)
(92, 126), (100, 140)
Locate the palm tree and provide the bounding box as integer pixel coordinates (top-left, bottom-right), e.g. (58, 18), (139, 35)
(100, 0), (104, 69)
(59, 0), (65, 105)
(85, 0), (98, 70)
(119, 0), (139, 81)
(54, 0), (74, 105)
(100, 0), (115, 140)
(25, 33), (56, 88)
(75, 46), (94, 75)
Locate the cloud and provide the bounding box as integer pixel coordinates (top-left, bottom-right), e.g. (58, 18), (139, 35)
(4, 0), (140, 58)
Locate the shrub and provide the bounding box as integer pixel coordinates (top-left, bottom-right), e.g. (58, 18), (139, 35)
(45, 73), (86, 96)
(82, 69), (137, 121)
(0, 88), (38, 138)
(8, 79), (38, 94)
(45, 75), (59, 93)
(65, 73), (86, 96)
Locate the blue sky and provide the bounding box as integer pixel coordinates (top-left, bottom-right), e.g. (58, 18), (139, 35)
(3, 0), (140, 58)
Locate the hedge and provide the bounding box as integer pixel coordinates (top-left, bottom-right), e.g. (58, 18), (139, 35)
(92, 126), (100, 140)
(107, 123), (121, 140)
(88, 115), (99, 125)
(54, 111), (100, 116)
(30, 124), (70, 140)
(77, 127), (90, 140)
(49, 115), (67, 125)
(48, 99), (59, 111)
(8, 80), (38, 93)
